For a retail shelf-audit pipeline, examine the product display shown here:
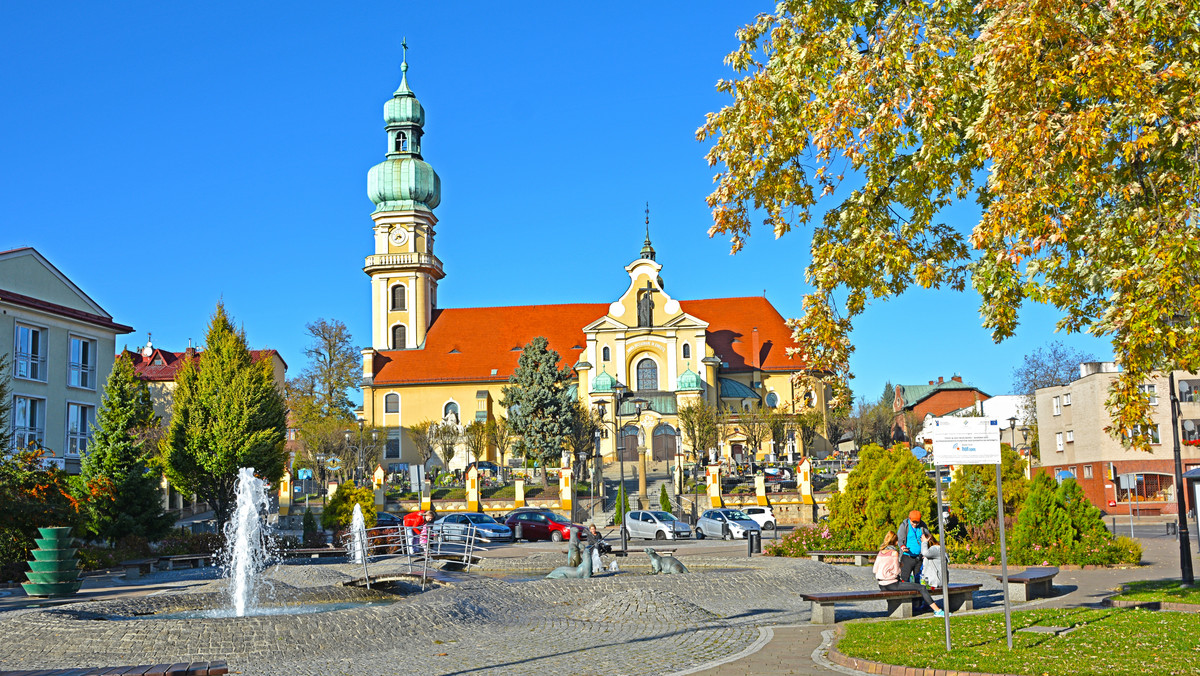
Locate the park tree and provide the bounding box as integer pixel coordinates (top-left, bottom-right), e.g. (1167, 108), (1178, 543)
(162, 303), (287, 529)
(677, 402), (718, 463)
(462, 420), (488, 466)
(408, 419), (436, 470)
(0, 450), (80, 580)
(700, 0), (1199, 449)
(794, 409), (826, 458)
(1011, 474), (1076, 554)
(320, 482), (376, 530)
(564, 400), (602, 482)
(486, 416), (515, 469)
(946, 444), (1029, 526)
(431, 421), (460, 470)
(80, 354), (174, 543)
(827, 443), (935, 550)
(500, 337), (575, 486)
(737, 403), (770, 461)
(296, 319), (360, 420)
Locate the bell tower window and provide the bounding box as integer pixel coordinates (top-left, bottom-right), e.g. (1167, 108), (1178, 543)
(392, 324), (407, 350)
(391, 283), (407, 311)
(682, 343), (691, 360)
(602, 346), (611, 362)
(394, 131), (408, 152)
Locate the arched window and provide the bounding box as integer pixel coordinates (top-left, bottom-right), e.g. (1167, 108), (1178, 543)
(766, 392), (779, 408)
(636, 358), (658, 391)
(384, 393), (399, 413)
(602, 346), (611, 362)
(394, 131), (408, 152)
(392, 324), (406, 350)
(443, 401), (460, 423)
(391, 284), (406, 311)
(682, 343), (691, 359)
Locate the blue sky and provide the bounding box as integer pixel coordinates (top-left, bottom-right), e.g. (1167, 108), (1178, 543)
(0, 2), (1110, 405)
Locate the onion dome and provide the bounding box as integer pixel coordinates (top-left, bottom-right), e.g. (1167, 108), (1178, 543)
(677, 365), (703, 391)
(368, 41), (441, 213)
(592, 368), (617, 393)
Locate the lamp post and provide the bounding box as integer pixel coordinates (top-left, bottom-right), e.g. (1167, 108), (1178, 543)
(1169, 370), (1195, 586)
(343, 420), (379, 487)
(1008, 416), (1018, 451)
(605, 383), (647, 554)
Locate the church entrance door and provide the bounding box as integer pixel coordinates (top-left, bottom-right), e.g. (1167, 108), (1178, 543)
(618, 425), (639, 462)
(652, 424), (676, 461)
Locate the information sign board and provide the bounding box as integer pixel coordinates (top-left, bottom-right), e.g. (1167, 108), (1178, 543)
(928, 417), (1002, 466)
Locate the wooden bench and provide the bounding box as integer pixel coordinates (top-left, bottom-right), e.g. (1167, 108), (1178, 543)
(807, 550), (877, 566)
(995, 566), (1059, 602)
(0, 660), (227, 675)
(801, 583), (982, 624)
(156, 554), (216, 571)
(280, 547), (348, 559)
(120, 559), (156, 581)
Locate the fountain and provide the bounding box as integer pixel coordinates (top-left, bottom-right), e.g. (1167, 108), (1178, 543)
(223, 467), (271, 618)
(348, 504), (367, 565)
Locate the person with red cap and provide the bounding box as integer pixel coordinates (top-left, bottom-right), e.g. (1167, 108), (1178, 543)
(897, 509), (931, 584)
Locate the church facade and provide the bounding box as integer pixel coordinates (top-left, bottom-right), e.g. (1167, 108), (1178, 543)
(357, 54), (830, 472)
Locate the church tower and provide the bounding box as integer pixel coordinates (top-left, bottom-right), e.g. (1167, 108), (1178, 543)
(364, 43), (443, 351)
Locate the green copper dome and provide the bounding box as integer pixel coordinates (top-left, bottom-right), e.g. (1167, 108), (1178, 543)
(368, 158), (441, 212)
(677, 366), (703, 391)
(385, 92), (424, 127)
(592, 368), (617, 393)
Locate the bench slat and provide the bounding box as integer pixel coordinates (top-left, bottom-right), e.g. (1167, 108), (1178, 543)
(802, 583), (981, 603)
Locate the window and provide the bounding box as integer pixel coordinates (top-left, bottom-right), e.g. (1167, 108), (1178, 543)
(12, 396), (45, 450)
(1065, 430), (1074, 443)
(1132, 424), (1161, 444)
(384, 393), (399, 414)
(636, 358), (658, 391)
(682, 343), (691, 360)
(1055, 432), (1064, 452)
(1139, 384), (1158, 405)
(1118, 473), (1173, 503)
(385, 430), (401, 459)
(68, 336), (97, 389)
(66, 403), (93, 456)
(1052, 396), (1061, 416)
(1083, 465), (1094, 479)
(391, 284), (407, 311)
(14, 324), (46, 381)
(602, 346), (611, 362)
(765, 392), (779, 408)
(391, 324), (406, 349)
(1063, 393), (1071, 406)
(395, 131), (407, 152)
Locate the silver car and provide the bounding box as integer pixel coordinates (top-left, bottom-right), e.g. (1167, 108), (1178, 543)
(623, 510), (691, 540)
(695, 508), (761, 540)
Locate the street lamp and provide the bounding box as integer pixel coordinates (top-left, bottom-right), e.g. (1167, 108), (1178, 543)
(603, 382), (647, 555)
(343, 420), (379, 487)
(1169, 370), (1195, 586)
(1008, 416), (1018, 451)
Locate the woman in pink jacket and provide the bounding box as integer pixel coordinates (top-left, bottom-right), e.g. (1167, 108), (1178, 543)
(873, 531), (944, 617)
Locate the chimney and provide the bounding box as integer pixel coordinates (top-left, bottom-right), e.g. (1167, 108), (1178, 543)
(929, 380), (935, 386)
(938, 376), (944, 385)
(752, 327), (761, 370)
(951, 375), (962, 383)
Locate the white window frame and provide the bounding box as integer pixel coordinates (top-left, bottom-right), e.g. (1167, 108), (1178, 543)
(1083, 465), (1094, 479)
(1139, 384), (1158, 406)
(68, 333), (98, 390)
(384, 392), (400, 415)
(1053, 396), (1061, 416)
(1133, 424), (1161, 445)
(385, 429), (402, 459)
(390, 322), (408, 350)
(1055, 432), (1064, 452)
(12, 395), (46, 450)
(1065, 430), (1074, 443)
(65, 401), (94, 457)
(14, 322), (48, 382)
(390, 282), (408, 311)
(1062, 392), (1071, 406)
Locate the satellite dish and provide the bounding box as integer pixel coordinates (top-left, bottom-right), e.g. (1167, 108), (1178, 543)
(1185, 420), (1196, 432)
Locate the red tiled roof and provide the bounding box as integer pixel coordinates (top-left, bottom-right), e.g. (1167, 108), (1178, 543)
(127, 348), (286, 382)
(372, 296), (801, 386)
(0, 287), (134, 334)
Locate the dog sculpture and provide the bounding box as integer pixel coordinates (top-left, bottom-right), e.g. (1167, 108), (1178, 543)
(644, 547), (688, 574)
(547, 545), (594, 579)
(566, 528), (582, 568)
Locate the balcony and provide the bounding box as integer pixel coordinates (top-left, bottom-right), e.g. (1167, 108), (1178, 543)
(363, 252), (444, 277)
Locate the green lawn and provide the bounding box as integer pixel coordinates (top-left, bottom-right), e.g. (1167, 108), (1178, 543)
(838, 607), (1200, 676)
(1111, 579), (1200, 605)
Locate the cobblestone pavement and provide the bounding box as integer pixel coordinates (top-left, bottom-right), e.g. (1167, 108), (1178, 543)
(0, 553), (1003, 676)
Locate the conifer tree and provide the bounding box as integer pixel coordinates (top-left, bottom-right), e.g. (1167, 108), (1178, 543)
(500, 337), (574, 486)
(828, 443), (935, 550)
(1011, 473), (1075, 554)
(81, 354), (173, 543)
(163, 303), (287, 528)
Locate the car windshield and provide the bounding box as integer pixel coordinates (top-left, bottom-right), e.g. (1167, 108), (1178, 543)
(724, 510), (752, 520)
(650, 511), (674, 522)
(465, 513), (498, 524)
(545, 513), (572, 524)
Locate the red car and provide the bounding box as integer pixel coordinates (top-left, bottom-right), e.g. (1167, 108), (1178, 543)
(503, 509), (587, 542)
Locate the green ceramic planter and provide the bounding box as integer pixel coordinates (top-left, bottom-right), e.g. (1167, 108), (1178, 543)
(22, 525), (82, 598)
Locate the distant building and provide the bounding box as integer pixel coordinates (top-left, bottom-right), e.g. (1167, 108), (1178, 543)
(893, 376), (990, 440)
(1036, 361), (1200, 516)
(1, 247), (134, 473)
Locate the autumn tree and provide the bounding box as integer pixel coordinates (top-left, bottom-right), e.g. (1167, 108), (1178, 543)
(677, 402), (718, 463)
(163, 303), (287, 529)
(431, 422), (460, 470)
(563, 400), (602, 482)
(0, 450), (80, 580)
(408, 419), (436, 470)
(297, 319), (360, 420)
(737, 403), (770, 461)
(462, 420), (488, 466)
(81, 354), (174, 543)
(486, 416), (515, 469)
(500, 337), (575, 486)
(700, 0), (1199, 449)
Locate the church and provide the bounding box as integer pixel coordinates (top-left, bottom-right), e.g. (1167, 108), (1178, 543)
(357, 52), (830, 472)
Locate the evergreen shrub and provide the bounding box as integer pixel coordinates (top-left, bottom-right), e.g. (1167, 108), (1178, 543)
(321, 483), (377, 530)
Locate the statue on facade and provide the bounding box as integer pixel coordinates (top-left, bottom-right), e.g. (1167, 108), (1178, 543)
(637, 281), (656, 327)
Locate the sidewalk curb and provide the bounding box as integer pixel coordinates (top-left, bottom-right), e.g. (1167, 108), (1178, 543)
(826, 624), (1026, 676)
(665, 626), (773, 676)
(1102, 596), (1200, 613)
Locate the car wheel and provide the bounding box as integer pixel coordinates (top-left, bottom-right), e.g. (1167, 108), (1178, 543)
(765, 521), (776, 531)
(655, 530), (666, 540)
(696, 528), (706, 540)
(550, 530), (564, 542)
(723, 531), (732, 541)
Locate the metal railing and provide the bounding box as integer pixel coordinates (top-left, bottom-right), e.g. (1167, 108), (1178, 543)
(358, 524), (490, 587)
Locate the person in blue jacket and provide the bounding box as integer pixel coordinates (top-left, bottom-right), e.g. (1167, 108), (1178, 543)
(897, 509), (931, 584)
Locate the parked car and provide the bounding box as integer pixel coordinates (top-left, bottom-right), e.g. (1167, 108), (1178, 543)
(434, 512), (513, 543)
(741, 506), (777, 530)
(373, 512), (403, 528)
(503, 509), (587, 542)
(695, 509), (761, 540)
(622, 510), (691, 540)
